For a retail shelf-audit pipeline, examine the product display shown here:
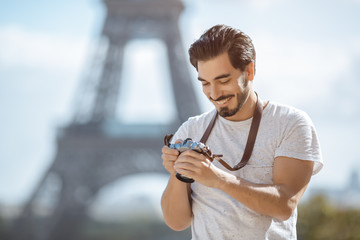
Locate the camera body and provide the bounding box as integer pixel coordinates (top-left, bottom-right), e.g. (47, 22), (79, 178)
(169, 138), (212, 183)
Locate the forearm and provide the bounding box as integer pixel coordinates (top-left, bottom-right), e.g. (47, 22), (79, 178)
(161, 175), (192, 231)
(174, 151), (313, 221)
(216, 173), (299, 221)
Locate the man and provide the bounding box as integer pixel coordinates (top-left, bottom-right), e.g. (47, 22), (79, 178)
(161, 24), (323, 240)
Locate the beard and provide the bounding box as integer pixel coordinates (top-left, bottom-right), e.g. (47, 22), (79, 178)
(217, 78), (250, 118)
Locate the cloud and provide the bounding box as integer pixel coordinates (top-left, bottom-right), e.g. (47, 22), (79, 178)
(253, 32), (353, 105)
(246, 0), (286, 8)
(0, 25), (89, 71)
(347, 0), (360, 4)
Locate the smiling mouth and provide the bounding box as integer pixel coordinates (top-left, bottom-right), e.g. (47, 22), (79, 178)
(212, 95), (233, 105)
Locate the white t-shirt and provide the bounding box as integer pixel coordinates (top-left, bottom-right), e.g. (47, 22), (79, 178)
(171, 101), (323, 240)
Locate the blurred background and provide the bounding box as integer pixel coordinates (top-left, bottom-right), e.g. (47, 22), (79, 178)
(0, 0), (360, 239)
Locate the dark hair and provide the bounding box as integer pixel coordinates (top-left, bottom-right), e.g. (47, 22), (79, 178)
(188, 24), (256, 74)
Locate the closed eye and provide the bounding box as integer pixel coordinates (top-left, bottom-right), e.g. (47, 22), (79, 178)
(219, 79), (231, 85)
(200, 80), (210, 86)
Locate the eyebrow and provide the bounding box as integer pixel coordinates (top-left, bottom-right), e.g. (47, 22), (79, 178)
(198, 73), (231, 82)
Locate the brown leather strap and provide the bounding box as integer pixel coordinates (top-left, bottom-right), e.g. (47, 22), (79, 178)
(200, 111), (218, 144)
(233, 96), (262, 170)
(200, 93), (263, 171)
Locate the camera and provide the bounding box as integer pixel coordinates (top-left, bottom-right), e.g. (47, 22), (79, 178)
(169, 138), (213, 183)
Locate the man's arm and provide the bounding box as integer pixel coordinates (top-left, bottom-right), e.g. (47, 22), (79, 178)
(175, 151), (314, 220)
(160, 145), (193, 231)
(218, 156), (314, 220)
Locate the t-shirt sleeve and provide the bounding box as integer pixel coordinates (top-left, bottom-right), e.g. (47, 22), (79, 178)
(169, 110), (215, 144)
(170, 121), (190, 144)
(274, 110), (323, 175)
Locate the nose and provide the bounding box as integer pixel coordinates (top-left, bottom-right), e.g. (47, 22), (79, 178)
(209, 85), (222, 101)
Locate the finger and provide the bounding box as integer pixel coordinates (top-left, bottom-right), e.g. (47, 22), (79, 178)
(176, 154), (198, 165)
(175, 154), (212, 174)
(162, 145), (180, 156)
(179, 150), (207, 161)
(163, 161), (172, 168)
(175, 139), (183, 144)
(161, 153), (178, 163)
(163, 161), (176, 172)
(175, 160), (196, 170)
(175, 156), (204, 172)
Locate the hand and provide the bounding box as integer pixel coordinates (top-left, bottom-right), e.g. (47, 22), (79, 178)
(161, 139), (182, 175)
(174, 150), (226, 188)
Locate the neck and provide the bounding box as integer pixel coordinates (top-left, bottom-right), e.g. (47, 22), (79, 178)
(225, 90), (258, 122)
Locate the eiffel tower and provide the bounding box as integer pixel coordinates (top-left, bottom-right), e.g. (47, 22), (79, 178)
(13, 0), (200, 239)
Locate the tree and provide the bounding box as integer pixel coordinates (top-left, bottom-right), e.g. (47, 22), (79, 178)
(297, 195), (360, 240)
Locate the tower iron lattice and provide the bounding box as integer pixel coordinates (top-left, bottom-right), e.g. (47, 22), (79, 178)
(13, 0), (200, 239)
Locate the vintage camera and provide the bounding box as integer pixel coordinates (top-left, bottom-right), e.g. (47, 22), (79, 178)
(168, 138), (213, 183)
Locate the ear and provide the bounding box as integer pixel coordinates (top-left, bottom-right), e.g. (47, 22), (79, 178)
(246, 62), (255, 81)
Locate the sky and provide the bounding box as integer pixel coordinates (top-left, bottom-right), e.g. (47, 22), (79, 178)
(1, 0), (360, 220)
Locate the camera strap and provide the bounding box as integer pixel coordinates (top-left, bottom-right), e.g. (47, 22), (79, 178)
(199, 92), (263, 171)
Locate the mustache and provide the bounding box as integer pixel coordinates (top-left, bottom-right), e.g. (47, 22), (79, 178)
(210, 94), (235, 102)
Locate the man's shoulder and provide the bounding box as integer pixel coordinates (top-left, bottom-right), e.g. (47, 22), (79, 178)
(178, 109), (215, 133)
(185, 109), (216, 125)
(172, 109), (216, 142)
(266, 101), (311, 121)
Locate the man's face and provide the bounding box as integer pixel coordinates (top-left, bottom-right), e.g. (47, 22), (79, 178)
(197, 52), (251, 121)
